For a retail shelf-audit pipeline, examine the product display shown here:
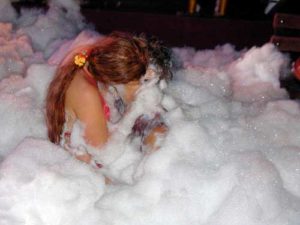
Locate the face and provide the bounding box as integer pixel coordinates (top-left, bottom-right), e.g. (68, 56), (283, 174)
(125, 79), (141, 89)
(140, 64), (161, 84)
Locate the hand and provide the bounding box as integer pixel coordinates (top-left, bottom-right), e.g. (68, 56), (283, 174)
(143, 124), (168, 151)
(75, 153), (92, 164)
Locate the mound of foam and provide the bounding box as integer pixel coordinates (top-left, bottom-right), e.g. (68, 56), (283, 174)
(0, 1), (299, 225)
(0, 138), (104, 225)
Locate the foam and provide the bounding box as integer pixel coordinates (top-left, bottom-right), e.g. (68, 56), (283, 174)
(0, 1), (299, 225)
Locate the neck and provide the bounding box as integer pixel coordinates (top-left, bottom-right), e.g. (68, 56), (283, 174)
(82, 67), (97, 87)
(124, 80), (140, 103)
(82, 66), (140, 103)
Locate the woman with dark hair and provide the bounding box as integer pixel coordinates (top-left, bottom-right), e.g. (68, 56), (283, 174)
(46, 31), (172, 166)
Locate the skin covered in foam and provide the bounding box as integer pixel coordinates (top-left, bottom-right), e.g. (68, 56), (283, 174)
(1, 1), (300, 224)
(81, 71), (168, 183)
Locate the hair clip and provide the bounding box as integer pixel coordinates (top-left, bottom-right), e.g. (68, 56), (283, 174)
(74, 50), (88, 67)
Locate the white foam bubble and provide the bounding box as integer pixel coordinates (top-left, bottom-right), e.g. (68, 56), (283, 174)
(0, 1), (299, 225)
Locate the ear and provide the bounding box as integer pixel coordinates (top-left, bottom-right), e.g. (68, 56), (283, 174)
(140, 64), (159, 84)
(83, 62), (92, 77)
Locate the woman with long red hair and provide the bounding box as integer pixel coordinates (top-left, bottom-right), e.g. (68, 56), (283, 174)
(46, 32), (171, 166)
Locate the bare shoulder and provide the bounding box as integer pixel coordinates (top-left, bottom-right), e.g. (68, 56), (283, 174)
(66, 71), (101, 109)
(65, 71), (109, 147)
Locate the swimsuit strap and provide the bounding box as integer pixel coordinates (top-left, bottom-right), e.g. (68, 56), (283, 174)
(98, 93), (111, 120)
(108, 85), (126, 116)
(83, 71), (110, 120)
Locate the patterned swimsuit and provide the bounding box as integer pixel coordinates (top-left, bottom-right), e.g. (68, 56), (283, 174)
(61, 73), (124, 168)
(61, 74), (165, 168)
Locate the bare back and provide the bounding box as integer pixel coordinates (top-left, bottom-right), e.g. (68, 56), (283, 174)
(65, 70), (109, 147)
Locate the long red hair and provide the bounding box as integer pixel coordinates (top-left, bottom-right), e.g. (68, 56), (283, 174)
(46, 32), (151, 144)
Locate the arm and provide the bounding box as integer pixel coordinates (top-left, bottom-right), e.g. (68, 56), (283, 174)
(73, 87), (109, 148)
(131, 113), (168, 152)
(143, 124), (168, 151)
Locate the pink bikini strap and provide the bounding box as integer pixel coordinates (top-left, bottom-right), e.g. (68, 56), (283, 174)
(98, 93), (110, 120)
(83, 71), (110, 120)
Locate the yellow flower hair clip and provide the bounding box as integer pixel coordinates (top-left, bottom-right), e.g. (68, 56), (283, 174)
(74, 50), (88, 67)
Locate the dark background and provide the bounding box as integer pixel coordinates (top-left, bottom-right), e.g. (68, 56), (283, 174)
(13, 0), (299, 19)
(11, 0), (300, 97)
(12, 0), (300, 50)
